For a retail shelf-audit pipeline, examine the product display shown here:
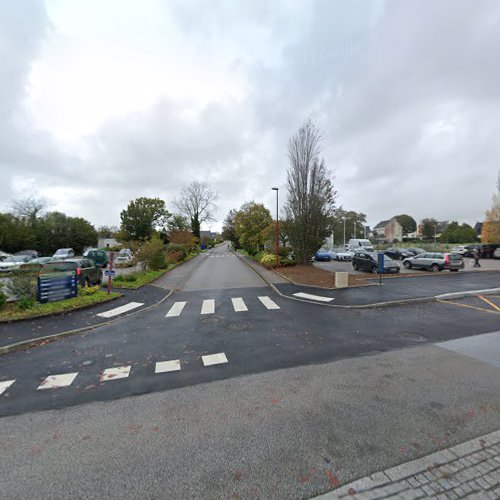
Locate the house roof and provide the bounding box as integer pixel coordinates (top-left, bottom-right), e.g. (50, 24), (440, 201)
(373, 219), (391, 230)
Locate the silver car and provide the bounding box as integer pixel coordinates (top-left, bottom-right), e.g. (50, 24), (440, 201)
(402, 252), (464, 272)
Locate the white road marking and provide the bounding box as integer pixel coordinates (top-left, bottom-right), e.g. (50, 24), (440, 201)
(97, 301), (144, 318)
(155, 360), (181, 373)
(0, 380), (15, 395)
(293, 292), (334, 303)
(166, 301), (187, 317)
(37, 372), (78, 390)
(258, 296), (280, 310)
(231, 297), (248, 312)
(202, 352), (228, 366)
(201, 299), (215, 315)
(100, 366), (131, 381)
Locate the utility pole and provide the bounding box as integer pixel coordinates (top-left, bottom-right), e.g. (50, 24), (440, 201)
(271, 187), (279, 268)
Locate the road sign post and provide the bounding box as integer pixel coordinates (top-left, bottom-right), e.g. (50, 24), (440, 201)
(107, 251), (114, 294)
(377, 252), (384, 286)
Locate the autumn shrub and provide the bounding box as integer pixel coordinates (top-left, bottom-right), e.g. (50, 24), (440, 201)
(136, 235), (166, 271)
(166, 243), (187, 261)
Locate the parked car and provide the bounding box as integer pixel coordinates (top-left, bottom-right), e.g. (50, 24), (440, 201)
(83, 248), (109, 268)
(18, 257), (55, 271)
(451, 245), (467, 256)
(0, 251), (12, 262)
(352, 252), (400, 274)
(0, 255), (32, 272)
(14, 250), (39, 259)
(406, 247), (426, 256)
(44, 259), (102, 286)
(114, 248), (134, 264)
(329, 248), (354, 261)
(402, 252), (464, 272)
(493, 248), (500, 259)
(347, 239), (374, 252)
(52, 248), (75, 259)
(314, 250), (331, 262)
(464, 244), (497, 259)
(383, 248), (413, 260)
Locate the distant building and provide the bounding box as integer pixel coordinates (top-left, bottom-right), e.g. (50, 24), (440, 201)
(199, 230), (219, 240)
(98, 237), (120, 249)
(372, 218), (403, 242)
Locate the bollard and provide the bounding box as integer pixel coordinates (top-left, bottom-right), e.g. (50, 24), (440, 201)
(335, 272), (349, 288)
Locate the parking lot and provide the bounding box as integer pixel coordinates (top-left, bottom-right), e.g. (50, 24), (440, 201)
(314, 256), (500, 275)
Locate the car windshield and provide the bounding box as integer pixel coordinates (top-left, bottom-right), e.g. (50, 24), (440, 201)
(54, 249), (67, 255)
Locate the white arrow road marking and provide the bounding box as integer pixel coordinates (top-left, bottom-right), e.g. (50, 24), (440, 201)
(100, 366), (131, 381)
(231, 297), (248, 312)
(202, 353), (228, 366)
(201, 299), (215, 315)
(97, 302), (144, 318)
(0, 380), (15, 395)
(155, 360), (181, 373)
(258, 296), (280, 310)
(37, 373), (78, 390)
(166, 301), (187, 317)
(293, 292), (334, 302)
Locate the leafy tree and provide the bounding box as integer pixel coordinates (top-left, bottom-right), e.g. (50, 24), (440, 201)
(167, 214), (190, 232)
(97, 225), (118, 238)
(0, 213), (35, 252)
(234, 202), (273, 254)
(120, 197), (170, 241)
(395, 214), (417, 235)
(173, 182), (218, 239)
(331, 208), (366, 246)
(222, 209), (239, 246)
(440, 222), (477, 243)
(261, 219), (292, 248)
(420, 218), (438, 240)
(285, 120), (336, 263)
(482, 171), (500, 243)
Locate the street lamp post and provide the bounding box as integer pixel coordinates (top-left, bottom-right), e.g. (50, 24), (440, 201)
(271, 187), (279, 268)
(343, 219), (346, 247)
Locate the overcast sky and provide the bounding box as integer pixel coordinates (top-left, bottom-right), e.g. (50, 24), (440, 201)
(1, 0), (498, 231)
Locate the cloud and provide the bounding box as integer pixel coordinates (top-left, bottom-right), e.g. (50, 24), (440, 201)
(1, 0), (498, 233)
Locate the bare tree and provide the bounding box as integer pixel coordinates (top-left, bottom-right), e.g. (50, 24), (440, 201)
(173, 182), (218, 238)
(285, 119), (336, 264)
(10, 196), (48, 226)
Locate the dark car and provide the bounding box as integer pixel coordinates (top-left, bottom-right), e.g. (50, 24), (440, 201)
(83, 249), (109, 268)
(406, 247), (426, 256)
(402, 252), (464, 272)
(43, 258), (102, 287)
(352, 252), (400, 274)
(314, 250), (331, 261)
(464, 244), (498, 259)
(384, 248), (413, 260)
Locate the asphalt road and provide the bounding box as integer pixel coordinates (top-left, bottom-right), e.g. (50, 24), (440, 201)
(1, 244), (499, 498)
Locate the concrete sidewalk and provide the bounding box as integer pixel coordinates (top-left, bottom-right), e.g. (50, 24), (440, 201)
(317, 429), (500, 499)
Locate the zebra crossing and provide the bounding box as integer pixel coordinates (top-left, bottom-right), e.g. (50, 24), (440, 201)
(0, 352), (229, 396)
(165, 295), (280, 317)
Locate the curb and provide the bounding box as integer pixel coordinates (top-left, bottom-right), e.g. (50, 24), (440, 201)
(0, 289), (174, 356)
(234, 252), (500, 309)
(0, 293), (123, 325)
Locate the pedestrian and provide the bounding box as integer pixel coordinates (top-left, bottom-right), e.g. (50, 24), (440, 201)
(473, 248), (481, 268)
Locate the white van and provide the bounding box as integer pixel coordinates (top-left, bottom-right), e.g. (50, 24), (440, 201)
(347, 239), (374, 252)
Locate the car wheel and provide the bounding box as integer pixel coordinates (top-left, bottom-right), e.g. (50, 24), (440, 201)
(404, 261), (411, 269)
(431, 264), (441, 272)
(353, 262), (359, 270)
(371, 265), (378, 274)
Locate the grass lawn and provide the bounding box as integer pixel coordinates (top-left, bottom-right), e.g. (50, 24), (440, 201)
(0, 290), (121, 322)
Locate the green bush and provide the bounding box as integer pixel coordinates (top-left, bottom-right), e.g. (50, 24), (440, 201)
(18, 296), (36, 309)
(0, 286), (6, 308)
(260, 253), (278, 267)
(278, 246), (293, 258)
(114, 273), (138, 283)
(136, 235), (166, 271)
